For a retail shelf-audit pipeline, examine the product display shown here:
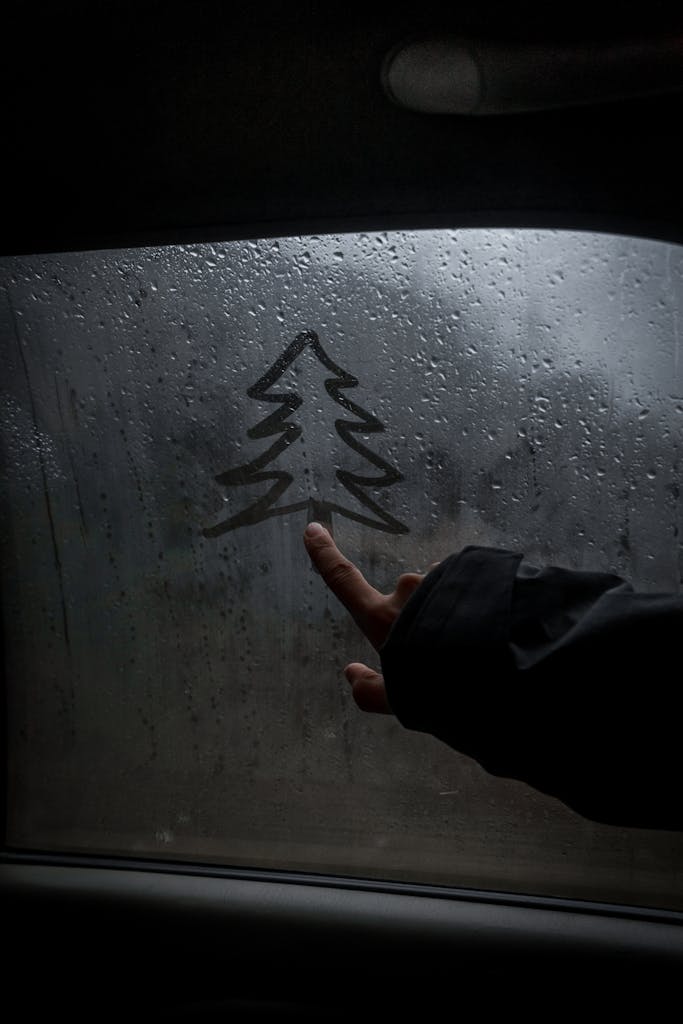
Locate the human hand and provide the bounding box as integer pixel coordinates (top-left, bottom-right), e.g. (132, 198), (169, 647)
(303, 522), (426, 714)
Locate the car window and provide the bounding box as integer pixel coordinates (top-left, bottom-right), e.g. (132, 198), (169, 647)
(2, 228), (682, 909)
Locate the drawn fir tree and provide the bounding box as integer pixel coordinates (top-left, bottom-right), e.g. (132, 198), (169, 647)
(202, 330), (409, 537)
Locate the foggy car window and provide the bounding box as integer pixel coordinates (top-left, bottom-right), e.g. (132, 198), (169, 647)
(1, 230), (682, 908)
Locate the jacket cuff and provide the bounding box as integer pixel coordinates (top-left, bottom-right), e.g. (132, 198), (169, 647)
(380, 546), (523, 766)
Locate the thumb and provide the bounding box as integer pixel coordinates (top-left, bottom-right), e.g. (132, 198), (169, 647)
(344, 663), (393, 715)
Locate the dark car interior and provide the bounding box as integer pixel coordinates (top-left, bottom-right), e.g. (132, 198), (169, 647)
(3, 3), (683, 1019)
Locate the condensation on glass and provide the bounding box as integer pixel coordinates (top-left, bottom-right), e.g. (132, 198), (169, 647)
(1, 230), (682, 909)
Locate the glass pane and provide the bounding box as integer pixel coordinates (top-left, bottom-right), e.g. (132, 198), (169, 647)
(2, 229), (682, 909)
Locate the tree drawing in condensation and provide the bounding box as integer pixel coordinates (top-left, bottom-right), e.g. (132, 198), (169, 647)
(202, 330), (409, 537)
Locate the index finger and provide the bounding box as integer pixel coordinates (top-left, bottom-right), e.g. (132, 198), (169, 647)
(303, 522), (381, 616)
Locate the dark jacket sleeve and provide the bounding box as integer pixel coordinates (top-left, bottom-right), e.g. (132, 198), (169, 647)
(380, 546), (683, 830)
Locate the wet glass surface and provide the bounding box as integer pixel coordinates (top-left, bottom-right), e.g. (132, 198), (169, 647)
(1, 230), (682, 907)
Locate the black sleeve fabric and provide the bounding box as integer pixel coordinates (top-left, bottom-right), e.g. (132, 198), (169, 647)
(380, 546), (683, 830)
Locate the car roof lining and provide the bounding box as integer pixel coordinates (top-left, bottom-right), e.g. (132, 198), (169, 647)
(4, 4), (683, 256)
